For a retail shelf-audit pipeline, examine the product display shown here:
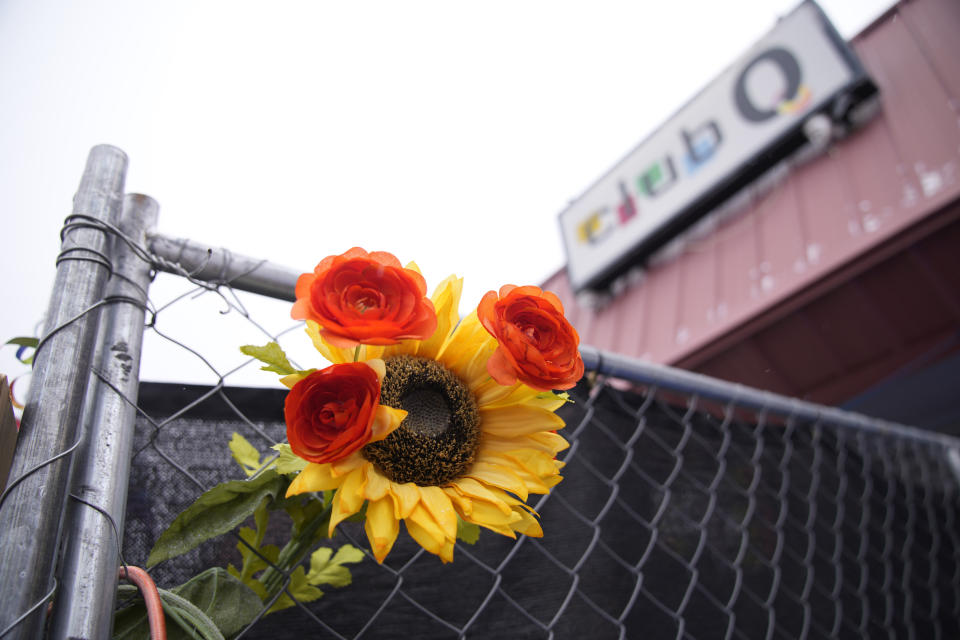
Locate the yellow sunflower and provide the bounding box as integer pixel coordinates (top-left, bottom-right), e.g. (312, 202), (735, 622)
(283, 273), (569, 563)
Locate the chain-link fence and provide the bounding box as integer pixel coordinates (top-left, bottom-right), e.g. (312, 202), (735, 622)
(3, 147), (960, 639)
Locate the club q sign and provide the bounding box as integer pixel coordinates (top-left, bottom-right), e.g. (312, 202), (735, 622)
(559, 0), (877, 293)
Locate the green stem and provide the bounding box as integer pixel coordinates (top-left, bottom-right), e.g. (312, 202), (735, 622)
(259, 502), (332, 597)
(353, 345), (361, 362)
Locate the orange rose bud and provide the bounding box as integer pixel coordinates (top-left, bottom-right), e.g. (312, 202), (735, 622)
(285, 362), (382, 463)
(478, 284), (584, 391)
(291, 247), (437, 348)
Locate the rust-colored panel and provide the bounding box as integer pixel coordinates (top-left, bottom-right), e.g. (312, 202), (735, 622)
(755, 176), (807, 299)
(588, 297), (624, 353)
(899, 0), (960, 102)
(697, 340), (793, 397)
(855, 10), (960, 210)
(857, 248), (955, 343)
(802, 282), (899, 372)
(790, 148), (858, 276)
(612, 277), (651, 358)
(751, 311), (845, 392)
(675, 241), (716, 355)
(832, 113), (913, 244)
(910, 222), (960, 318)
(640, 259), (682, 362)
(714, 208), (760, 323)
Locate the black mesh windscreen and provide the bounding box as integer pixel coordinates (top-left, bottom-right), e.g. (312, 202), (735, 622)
(123, 378), (960, 639)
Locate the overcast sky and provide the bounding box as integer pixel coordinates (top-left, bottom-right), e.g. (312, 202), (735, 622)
(0, 0), (895, 389)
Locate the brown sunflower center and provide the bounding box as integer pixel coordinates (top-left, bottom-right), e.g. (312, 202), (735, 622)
(362, 355), (480, 486)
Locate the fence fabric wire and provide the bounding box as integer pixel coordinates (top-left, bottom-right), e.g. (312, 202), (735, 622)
(4, 211), (960, 639)
(126, 248), (960, 638)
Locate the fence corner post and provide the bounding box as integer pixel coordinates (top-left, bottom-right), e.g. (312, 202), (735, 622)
(0, 145), (127, 639)
(49, 193), (159, 639)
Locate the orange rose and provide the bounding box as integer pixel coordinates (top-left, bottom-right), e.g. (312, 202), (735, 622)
(478, 284), (584, 391)
(285, 362), (383, 463)
(291, 247), (437, 348)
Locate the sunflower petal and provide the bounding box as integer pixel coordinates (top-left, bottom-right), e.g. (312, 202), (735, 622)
(305, 320), (352, 364)
(449, 477), (512, 514)
(509, 507), (543, 537)
(338, 465), (368, 514)
(466, 461), (529, 501)
(415, 274), (463, 360)
(364, 465), (392, 501)
(477, 383), (569, 412)
(330, 453), (365, 477)
(479, 403), (565, 437)
(437, 312), (497, 389)
(405, 504), (446, 556)
(443, 487), (473, 516)
(439, 538), (455, 563)
(329, 485), (363, 533)
(305, 320), (387, 363)
(462, 499), (520, 528)
(479, 432), (570, 457)
(418, 485), (458, 541)
(279, 373), (306, 389)
(365, 496), (400, 563)
(390, 482), (421, 519)
(368, 405), (407, 443)
(286, 462), (342, 497)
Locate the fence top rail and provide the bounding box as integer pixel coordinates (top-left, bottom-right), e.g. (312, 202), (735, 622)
(580, 345), (960, 449)
(145, 232), (957, 450)
(147, 232), (299, 302)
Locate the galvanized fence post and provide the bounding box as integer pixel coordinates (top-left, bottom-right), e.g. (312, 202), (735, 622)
(49, 194), (159, 639)
(0, 145), (127, 638)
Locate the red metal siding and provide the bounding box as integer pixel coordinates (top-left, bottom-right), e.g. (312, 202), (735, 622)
(544, 0), (960, 402)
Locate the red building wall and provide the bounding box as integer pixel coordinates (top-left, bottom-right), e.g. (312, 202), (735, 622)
(545, 0), (960, 405)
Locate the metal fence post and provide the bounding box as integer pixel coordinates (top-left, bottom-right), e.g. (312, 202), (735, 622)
(49, 194), (158, 639)
(0, 145), (127, 638)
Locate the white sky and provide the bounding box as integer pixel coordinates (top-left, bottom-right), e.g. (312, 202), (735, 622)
(0, 0), (894, 390)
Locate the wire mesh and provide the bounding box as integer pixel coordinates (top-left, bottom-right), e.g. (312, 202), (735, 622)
(4, 203), (960, 638)
(123, 368), (960, 639)
(116, 262), (960, 639)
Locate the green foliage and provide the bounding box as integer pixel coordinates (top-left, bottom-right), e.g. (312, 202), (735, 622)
(267, 566), (324, 613)
(228, 433), (267, 477)
(456, 518), (480, 544)
(306, 544), (365, 588)
(135, 414), (364, 629)
(272, 442), (307, 475)
(146, 471), (286, 567)
(113, 569), (262, 640)
(239, 342), (297, 376)
(266, 544), (365, 613)
(4, 336), (38, 365)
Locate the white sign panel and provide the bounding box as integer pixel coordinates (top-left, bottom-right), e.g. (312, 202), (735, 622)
(559, 1), (868, 292)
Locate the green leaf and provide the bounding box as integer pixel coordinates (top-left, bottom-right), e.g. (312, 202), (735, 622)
(457, 518), (480, 545)
(235, 526), (280, 583)
(113, 569), (263, 640)
(267, 566), (324, 613)
(277, 495), (328, 535)
(272, 443), (307, 475)
(240, 342), (297, 375)
(306, 544), (364, 588)
(5, 336), (38, 365)
(147, 471), (285, 567)
(229, 433), (264, 476)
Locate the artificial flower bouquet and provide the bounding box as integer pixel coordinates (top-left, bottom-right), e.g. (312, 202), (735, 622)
(118, 247), (583, 638)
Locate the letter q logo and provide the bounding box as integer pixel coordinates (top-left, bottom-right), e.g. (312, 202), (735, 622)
(734, 47), (811, 123)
